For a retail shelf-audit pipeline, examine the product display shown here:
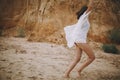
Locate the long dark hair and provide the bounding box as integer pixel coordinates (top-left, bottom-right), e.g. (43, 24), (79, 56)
(76, 6), (88, 19)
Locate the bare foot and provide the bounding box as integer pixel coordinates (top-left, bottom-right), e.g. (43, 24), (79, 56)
(77, 71), (81, 78)
(63, 73), (70, 78)
(77, 70), (81, 78)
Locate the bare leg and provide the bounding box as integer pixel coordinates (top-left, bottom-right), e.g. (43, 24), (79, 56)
(76, 43), (95, 77)
(64, 43), (82, 78)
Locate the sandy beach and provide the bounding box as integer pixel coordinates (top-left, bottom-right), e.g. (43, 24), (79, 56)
(0, 37), (120, 80)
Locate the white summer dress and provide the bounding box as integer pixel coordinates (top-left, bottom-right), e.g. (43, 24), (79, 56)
(64, 11), (91, 48)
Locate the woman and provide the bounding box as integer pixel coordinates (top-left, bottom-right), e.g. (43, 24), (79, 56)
(64, 0), (95, 78)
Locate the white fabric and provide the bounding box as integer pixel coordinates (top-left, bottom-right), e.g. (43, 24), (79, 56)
(64, 11), (91, 48)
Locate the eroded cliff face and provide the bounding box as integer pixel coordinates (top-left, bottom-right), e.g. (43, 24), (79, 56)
(0, 0), (120, 44)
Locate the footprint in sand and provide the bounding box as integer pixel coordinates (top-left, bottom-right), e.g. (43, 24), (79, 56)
(28, 76), (37, 80)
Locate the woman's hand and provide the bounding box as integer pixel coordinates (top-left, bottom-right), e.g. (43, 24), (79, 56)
(86, 0), (94, 13)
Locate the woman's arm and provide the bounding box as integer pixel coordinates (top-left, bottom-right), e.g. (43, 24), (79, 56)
(86, 0), (94, 13)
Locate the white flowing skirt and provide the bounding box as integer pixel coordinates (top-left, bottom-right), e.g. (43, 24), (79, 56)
(64, 24), (88, 48)
(64, 11), (91, 48)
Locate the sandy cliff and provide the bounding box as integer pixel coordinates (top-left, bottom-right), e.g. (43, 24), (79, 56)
(0, 0), (120, 44)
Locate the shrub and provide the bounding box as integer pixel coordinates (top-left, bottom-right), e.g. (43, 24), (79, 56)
(102, 44), (118, 54)
(108, 28), (120, 44)
(17, 27), (25, 37)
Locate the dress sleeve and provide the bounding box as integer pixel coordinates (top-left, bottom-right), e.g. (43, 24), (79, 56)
(75, 11), (91, 31)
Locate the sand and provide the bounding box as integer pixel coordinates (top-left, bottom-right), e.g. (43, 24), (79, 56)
(0, 37), (120, 80)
